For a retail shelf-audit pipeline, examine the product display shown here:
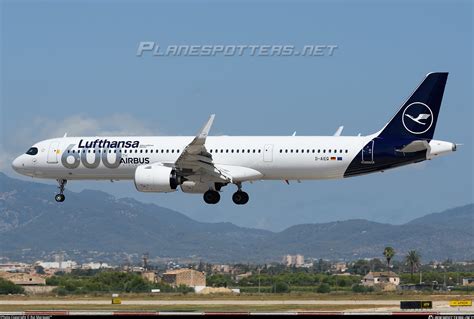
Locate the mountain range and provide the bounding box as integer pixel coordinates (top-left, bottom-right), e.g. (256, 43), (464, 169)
(0, 172), (472, 263)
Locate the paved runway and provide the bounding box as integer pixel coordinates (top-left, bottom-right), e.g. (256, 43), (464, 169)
(0, 299), (472, 311)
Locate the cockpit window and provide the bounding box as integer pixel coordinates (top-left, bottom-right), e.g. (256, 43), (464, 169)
(26, 147), (38, 155)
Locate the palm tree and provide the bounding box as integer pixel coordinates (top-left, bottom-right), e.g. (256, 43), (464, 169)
(383, 246), (395, 270)
(405, 250), (421, 279)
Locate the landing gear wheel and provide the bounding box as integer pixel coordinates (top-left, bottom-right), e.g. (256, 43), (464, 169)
(232, 191), (249, 205)
(55, 179), (67, 203)
(203, 190), (220, 204)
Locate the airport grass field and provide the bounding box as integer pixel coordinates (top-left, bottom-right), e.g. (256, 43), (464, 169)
(0, 292), (472, 313)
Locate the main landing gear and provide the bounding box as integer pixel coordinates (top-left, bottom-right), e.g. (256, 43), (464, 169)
(202, 183), (249, 205)
(55, 179), (67, 202)
(232, 191), (249, 205)
(232, 183), (249, 205)
(203, 190), (220, 204)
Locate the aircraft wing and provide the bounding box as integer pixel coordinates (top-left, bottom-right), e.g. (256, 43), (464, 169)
(173, 115), (232, 182)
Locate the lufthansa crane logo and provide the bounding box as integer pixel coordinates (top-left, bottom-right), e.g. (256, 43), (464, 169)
(402, 102), (433, 135)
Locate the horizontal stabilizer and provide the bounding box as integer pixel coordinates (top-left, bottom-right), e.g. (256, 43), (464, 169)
(397, 140), (430, 153)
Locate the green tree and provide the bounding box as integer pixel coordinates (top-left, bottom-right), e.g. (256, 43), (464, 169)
(207, 274), (233, 288)
(273, 281), (290, 293)
(0, 278), (24, 295)
(317, 283), (331, 293)
(383, 246), (395, 270)
(405, 250), (421, 279)
(369, 258), (385, 272)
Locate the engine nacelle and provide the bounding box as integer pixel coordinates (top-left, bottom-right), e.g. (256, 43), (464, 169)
(134, 164), (182, 193)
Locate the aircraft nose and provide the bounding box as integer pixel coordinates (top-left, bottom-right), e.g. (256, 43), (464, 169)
(11, 156), (22, 172)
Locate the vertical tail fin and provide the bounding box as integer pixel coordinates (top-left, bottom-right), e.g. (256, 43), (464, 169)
(378, 72), (448, 140)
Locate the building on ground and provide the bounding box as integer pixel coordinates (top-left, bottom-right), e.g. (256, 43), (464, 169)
(235, 272), (252, 282)
(0, 263), (31, 273)
(81, 262), (112, 270)
(362, 271), (400, 286)
(0, 272), (46, 285)
(37, 260), (77, 271)
(331, 262), (348, 273)
(142, 271), (159, 283)
(462, 278), (474, 286)
(162, 269), (205, 287)
(282, 254), (304, 267)
(211, 264), (231, 274)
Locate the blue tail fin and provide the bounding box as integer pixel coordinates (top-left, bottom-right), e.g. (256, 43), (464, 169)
(378, 72), (448, 140)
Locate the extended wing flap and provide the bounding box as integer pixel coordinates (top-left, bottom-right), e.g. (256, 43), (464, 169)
(214, 164), (263, 183)
(174, 115), (231, 183)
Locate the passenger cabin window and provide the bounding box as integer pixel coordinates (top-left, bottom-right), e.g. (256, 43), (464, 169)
(26, 147), (38, 155)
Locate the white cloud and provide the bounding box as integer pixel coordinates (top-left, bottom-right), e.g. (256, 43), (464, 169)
(0, 148), (14, 171)
(25, 114), (157, 139)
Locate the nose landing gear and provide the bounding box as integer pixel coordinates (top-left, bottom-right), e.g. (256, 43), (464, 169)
(55, 179), (67, 202)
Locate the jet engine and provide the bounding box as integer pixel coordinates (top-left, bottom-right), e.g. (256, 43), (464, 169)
(134, 164), (183, 193)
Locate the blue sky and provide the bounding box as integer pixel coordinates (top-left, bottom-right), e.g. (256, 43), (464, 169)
(1, 0), (472, 231)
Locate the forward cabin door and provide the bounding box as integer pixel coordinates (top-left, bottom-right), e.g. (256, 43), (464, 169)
(47, 142), (60, 164)
(264, 144), (273, 162)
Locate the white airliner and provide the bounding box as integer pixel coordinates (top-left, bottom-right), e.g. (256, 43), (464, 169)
(12, 72), (457, 205)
